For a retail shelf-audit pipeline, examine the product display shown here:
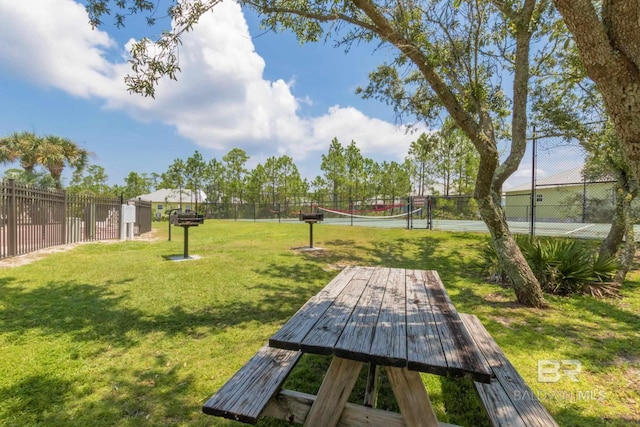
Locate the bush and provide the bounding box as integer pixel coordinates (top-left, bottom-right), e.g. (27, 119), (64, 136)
(483, 236), (619, 296)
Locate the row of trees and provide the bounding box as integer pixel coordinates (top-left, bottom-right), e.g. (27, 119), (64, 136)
(1, 130), (479, 206)
(156, 130), (476, 207)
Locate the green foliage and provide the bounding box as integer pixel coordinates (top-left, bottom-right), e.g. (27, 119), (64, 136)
(484, 236), (619, 296)
(2, 168), (57, 189)
(68, 165), (115, 196)
(0, 131), (91, 189)
(405, 127), (479, 197)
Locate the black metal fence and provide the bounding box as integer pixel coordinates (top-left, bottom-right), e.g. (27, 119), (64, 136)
(199, 196), (480, 226)
(134, 198), (152, 235)
(203, 198), (411, 222)
(198, 190), (637, 240)
(0, 180), (152, 260)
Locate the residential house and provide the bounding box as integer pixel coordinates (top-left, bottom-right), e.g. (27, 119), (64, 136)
(136, 189), (207, 220)
(504, 167), (616, 223)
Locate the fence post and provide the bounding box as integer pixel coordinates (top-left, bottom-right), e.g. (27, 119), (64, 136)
(137, 198), (142, 235)
(530, 126), (537, 237)
(118, 194), (124, 240)
(62, 188), (68, 244)
(582, 175), (587, 223)
(7, 179), (18, 256)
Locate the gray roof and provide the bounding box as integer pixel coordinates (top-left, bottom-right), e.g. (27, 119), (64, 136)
(506, 166), (585, 193)
(136, 188), (207, 203)
(506, 166), (615, 193)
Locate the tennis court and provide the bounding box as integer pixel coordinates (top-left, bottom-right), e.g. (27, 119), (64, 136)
(244, 216), (629, 240)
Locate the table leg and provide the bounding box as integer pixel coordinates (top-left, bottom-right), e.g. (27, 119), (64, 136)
(386, 367), (439, 427)
(303, 356), (363, 427)
(364, 363), (379, 408)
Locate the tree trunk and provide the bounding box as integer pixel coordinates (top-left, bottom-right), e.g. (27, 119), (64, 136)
(600, 182), (626, 258)
(599, 173), (637, 283)
(553, 0), (640, 182)
(476, 191), (547, 308)
(615, 202), (636, 283)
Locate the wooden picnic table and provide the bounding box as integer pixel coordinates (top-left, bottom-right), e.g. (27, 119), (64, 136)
(268, 266), (492, 426)
(203, 266), (558, 426)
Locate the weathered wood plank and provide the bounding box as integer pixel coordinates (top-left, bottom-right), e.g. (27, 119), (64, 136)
(270, 266), (359, 350)
(202, 346), (302, 424)
(386, 367), (440, 427)
(263, 389), (461, 427)
(369, 268), (407, 367)
(422, 270), (492, 383)
(460, 313), (559, 427)
(303, 356), (364, 427)
(406, 269), (448, 376)
(334, 267), (388, 361)
(300, 268), (373, 354)
(475, 382), (527, 427)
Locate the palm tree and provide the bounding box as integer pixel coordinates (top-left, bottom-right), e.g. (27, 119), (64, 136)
(0, 132), (91, 188)
(39, 135), (90, 189)
(0, 131), (40, 174)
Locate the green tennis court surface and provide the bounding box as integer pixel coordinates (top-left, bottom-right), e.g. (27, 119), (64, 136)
(242, 217), (632, 240)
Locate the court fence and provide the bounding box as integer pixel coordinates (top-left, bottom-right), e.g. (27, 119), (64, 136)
(1, 179), (152, 260)
(197, 196), (479, 228)
(192, 189), (638, 240)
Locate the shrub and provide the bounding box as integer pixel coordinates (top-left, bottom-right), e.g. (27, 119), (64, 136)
(483, 236), (619, 296)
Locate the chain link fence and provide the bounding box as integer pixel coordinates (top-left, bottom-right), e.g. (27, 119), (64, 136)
(190, 135), (637, 239)
(504, 138), (638, 239)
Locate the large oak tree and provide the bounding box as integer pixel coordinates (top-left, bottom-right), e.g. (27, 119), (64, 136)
(87, 0), (556, 307)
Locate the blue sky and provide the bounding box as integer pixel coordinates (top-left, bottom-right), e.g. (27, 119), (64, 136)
(0, 0), (583, 189)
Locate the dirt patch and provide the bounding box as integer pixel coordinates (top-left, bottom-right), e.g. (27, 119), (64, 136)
(489, 315), (519, 328)
(483, 291), (523, 309)
(484, 292), (512, 303)
(613, 354), (640, 366)
(0, 229), (161, 268)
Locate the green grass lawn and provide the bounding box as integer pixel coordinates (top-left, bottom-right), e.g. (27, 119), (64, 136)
(0, 221), (638, 426)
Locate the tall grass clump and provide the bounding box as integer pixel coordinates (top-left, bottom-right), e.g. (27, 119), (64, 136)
(483, 236), (619, 296)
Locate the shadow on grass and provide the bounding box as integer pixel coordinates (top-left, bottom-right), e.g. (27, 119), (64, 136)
(0, 278), (143, 346)
(0, 275), (318, 425)
(554, 406), (639, 427)
(0, 374), (74, 425)
(312, 233), (489, 288)
(0, 361), (199, 426)
(0, 273), (321, 347)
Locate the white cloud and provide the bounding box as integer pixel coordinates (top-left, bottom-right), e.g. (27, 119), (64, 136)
(0, 0), (425, 170)
(0, 0), (120, 98)
(308, 106), (420, 159)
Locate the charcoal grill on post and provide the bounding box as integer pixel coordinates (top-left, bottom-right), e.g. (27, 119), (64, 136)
(299, 212), (324, 248)
(169, 211), (205, 259)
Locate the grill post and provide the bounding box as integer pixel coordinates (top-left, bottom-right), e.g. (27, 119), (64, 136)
(183, 226), (190, 259)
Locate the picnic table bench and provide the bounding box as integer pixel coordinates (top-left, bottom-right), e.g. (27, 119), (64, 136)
(203, 266), (557, 426)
